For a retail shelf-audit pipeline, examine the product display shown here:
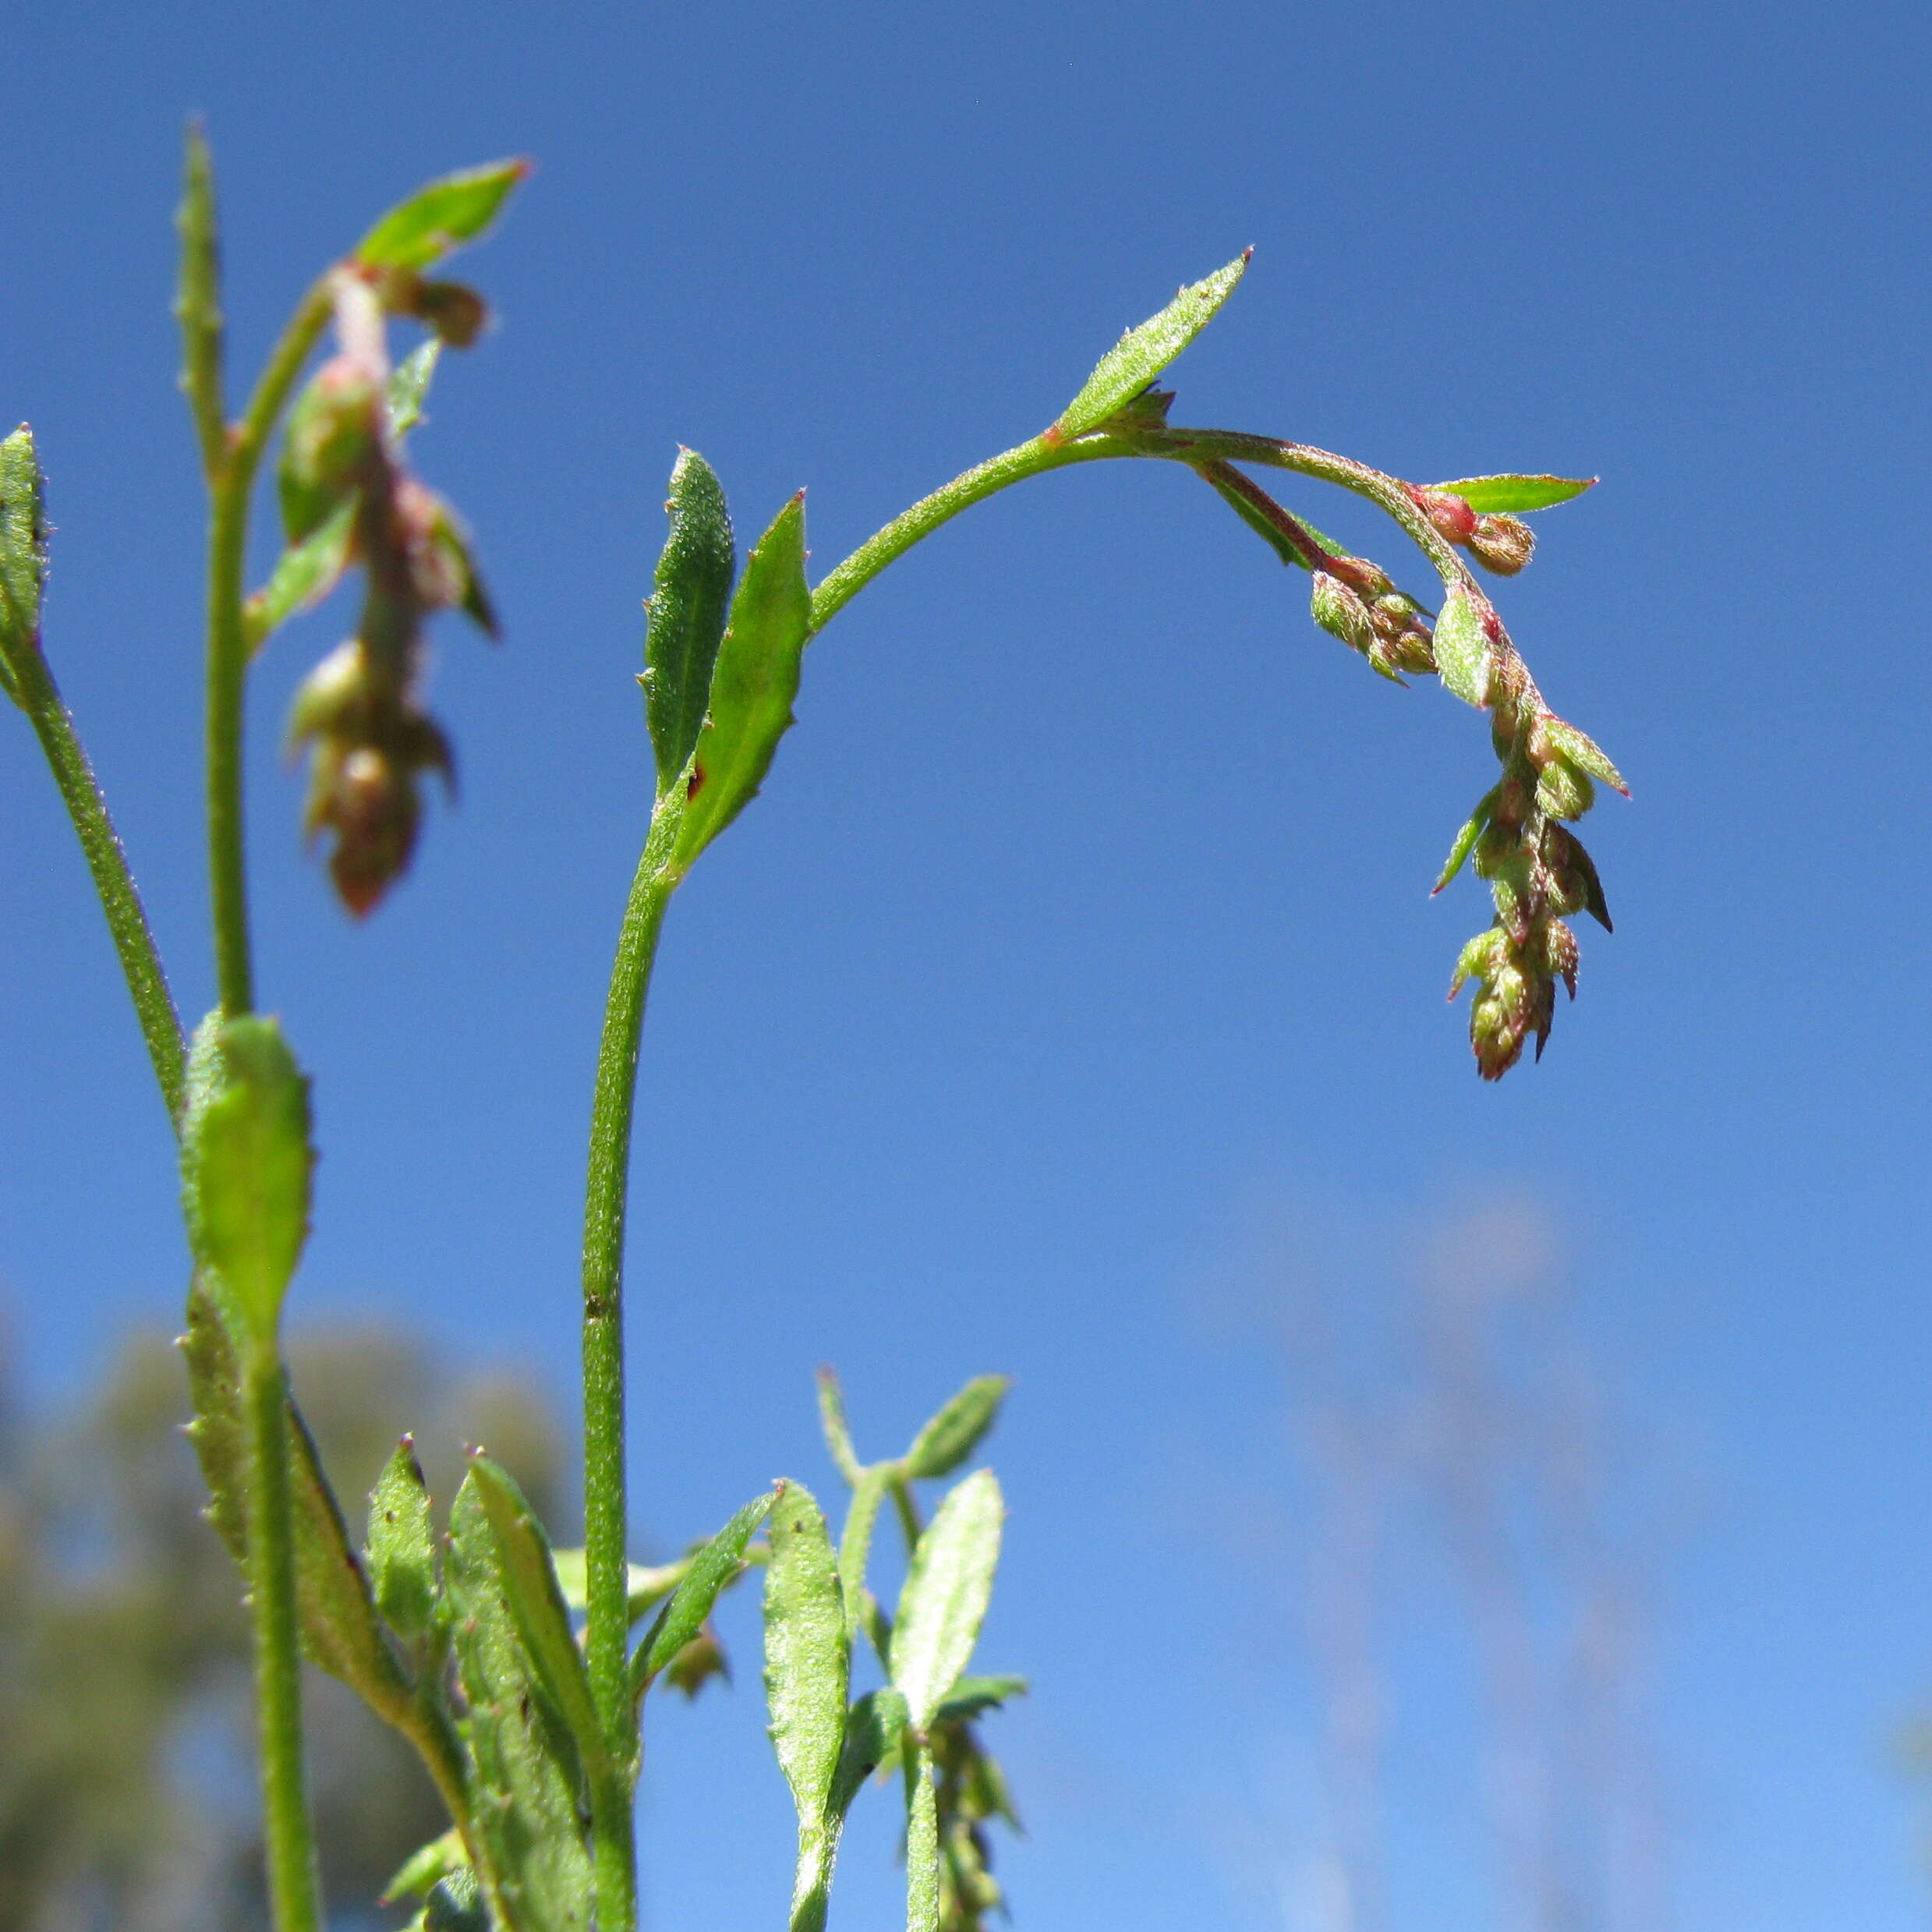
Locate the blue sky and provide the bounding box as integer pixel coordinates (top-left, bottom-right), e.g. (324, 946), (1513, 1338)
(2, 2), (1929, 1927)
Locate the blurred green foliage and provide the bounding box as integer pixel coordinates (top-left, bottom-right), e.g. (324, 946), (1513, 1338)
(0, 1322), (564, 1932)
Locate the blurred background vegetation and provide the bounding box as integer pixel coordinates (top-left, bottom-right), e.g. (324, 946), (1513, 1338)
(0, 1322), (566, 1932)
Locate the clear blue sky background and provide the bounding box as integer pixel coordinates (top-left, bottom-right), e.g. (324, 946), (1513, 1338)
(2, 3), (1927, 1928)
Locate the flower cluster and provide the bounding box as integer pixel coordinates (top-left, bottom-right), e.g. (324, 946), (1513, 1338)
(279, 272), (495, 915)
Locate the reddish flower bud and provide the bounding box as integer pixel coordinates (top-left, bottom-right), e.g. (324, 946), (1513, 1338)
(1466, 513), (1535, 575)
(1415, 487), (1478, 545)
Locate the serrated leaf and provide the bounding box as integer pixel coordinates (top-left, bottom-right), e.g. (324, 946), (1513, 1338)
(890, 1470), (1003, 1729)
(366, 1438), (440, 1644)
(1431, 473), (1596, 514)
(180, 1014), (312, 1344)
(904, 1739), (941, 1932)
(674, 491), (812, 866)
(641, 448), (735, 793)
(934, 1674), (1028, 1723)
(245, 497), (357, 654)
(1431, 585), (1493, 709)
(632, 1487), (778, 1696)
(446, 1471), (593, 1932)
(1056, 252), (1249, 439)
(902, 1375), (1008, 1481)
(0, 423), (48, 705)
(831, 1686), (911, 1821)
(836, 1465), (892, 1647)
(181, 1276), (410, 1711)
(1433, 784), (1500, 894)
(1542, 716), (1628, 795)
(388, 340), (442, 437)
(469, 1454), (611, 1780)
(355, 159), (529, 273)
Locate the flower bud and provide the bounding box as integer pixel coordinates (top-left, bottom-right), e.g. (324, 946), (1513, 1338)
(411, 280), (489, 349)
(1415, 487), (1478, 545)
(1538, 915), (1580, 996)
(278, 356), (380, 543)
(1470, 989), (1525, 1081)
(1447, 925), (1506, 999)
(1311, 571), (1374, 654)
(327, 747), (422, 918)
(1466, 513), (1535, 575)
(1535, 758), (1595, 820)
(663, 1625), (731, 1699)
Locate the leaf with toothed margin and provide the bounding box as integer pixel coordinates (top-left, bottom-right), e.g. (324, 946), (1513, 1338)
(1541, 716), (1628, 795)
(632, 1488), (779, 1697)
(1431, 586), (1494, 709)
(674, 490), (811, 867)
(1434, 785), (1500, 893)
(355, 159), (529, 273)
(1431, 474), (1596, 513)
(1056, 252), (1250, 439)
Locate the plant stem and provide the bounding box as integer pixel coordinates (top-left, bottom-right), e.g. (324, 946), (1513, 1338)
(203, 280), (333, 1017)
(243, 1336), (324, 1932)
(580, 797), (687, 1932)
(9, 645), (186, 1117)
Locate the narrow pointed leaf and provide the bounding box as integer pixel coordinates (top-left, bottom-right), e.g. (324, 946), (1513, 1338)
(0, 423), (48, 704)
(675, 490), (812, 865)
(816, 1367), (864, 1487)
(1431, 585), (1493, 709)
(180, 1014), (313, 1344)
(551, 1547), (685, 1622)
(469, 1453), (610, 1778)
(445, 1470), (593, 1932)
(1056, 251), (1250, 439)
(246, 497), (358, 653)
(765, 1482), (849, 1824)
(366, 1437), (440, 1643)
(890, 1469), (1003, 1729)
(831, 1685), (910, 1821)
(902, 1375), (1009, 1481)
(903, 1740), (941, 1932)
(837, 1466), (892, 1646)
(632, 1487), (778, 1695)
(1431, 473), (1596, 514)
(1542, 716), (1628, 794)
(642, 448), (735, 792)
(1433, 784), (1499, 894)
(384, 1829), (469, 1905)
(175, 127), (225, 476)
(934, 1674), (1028, 1723)
(355, 159), (529, 273)
(388, 339), (442, 437)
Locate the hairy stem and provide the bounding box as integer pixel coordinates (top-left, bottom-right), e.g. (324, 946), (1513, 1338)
(580, 798), (688, 1932)
(203, 281), (333, 1017)
(9, 644), (186, 1116)
(243, 1338), (324, 1932)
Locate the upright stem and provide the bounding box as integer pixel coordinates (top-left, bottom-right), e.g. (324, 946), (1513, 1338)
(203, 281), (333, 1017)
(243, 1338), (322, 1932)
(580, 799), (686, 1932)
(9, 645), (186, 1116)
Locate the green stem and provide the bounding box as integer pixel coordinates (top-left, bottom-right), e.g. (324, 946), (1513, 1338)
(203, 280), (333, 1017)
(9, 646), (186, 1117)
(580, 797), (687, 1932)
(243, 1337), (324, 1932)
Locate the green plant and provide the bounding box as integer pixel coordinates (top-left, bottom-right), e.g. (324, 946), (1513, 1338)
(0, 131), (1623, 1932)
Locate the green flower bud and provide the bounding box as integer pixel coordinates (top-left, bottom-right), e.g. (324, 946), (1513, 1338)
(1535, 758), (1595, 820)
(278, 356), (380, 543)
(1310, 571), (1374, 654)
(1447, 925), (1506, 999)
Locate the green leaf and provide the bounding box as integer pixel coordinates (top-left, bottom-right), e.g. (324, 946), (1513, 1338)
(837, 1465), (893, 1646)
(903, 1739), (941, 1932)
(1431, 473), (1596, 514)
(830, 1686), (911, 1821)
(632, 1487), (778, 1696)
(424, 1870), (490, 1932)
(1055, 251), (1250, 439)
(1198, 465), (1347, 572)
(388, 339), (443, 437)
(181, 1277), (411, 1711)
(674, 491), (812, 867)
(890, 1469), (1004, 1729)
(1433, 784), (1500, 894)
(0, 423), (48, 705)
(933, 1674), (1028, 1723)
(383, 1829), (469, 1905)
(245, 497), (357, 654)
(423, 494), (500, 637)
(469, 1453), (612, 1779)
(366, 1437), (440, 1644)
(1564, 831), (1614, 932)
(901, 1375), (1009, 1481)
(174, 126), (225, 474)
(180, 1014), (313, 1344)
(641, 448), (736, 794)
(355, 158), (529, 273)
(1541, 716), (1628, 795)
(550, 1547), (685, 1622)
(816, 1367), (864, 1487)
(445, 1470), (594, 1932)
(1431, 585), (1494, 709)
